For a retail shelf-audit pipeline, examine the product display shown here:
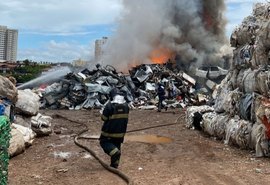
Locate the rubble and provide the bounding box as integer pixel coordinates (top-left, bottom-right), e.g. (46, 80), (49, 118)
(187, 2), (270, 157)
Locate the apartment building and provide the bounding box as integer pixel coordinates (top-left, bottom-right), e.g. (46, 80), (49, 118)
(95, 37), (108, 62)
(0, 26), (18, 62)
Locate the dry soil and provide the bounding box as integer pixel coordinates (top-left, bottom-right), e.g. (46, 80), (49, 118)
(8, 109), (270, 185)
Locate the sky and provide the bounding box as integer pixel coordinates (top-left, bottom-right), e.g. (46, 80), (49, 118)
(0, 0), (267, 63)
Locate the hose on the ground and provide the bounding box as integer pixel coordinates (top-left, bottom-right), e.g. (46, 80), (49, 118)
(53, 114), (133, 184)
(74, 128), (132, 184)
(53, 113), (183, 185)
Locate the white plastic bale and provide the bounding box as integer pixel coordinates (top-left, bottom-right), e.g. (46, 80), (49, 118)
(253, 3), (267, 17)
(225, 90), (241, 115)
(31, 113), (53, 136)
(236, 69), (245, 91)
(15, 89), (40, 116)
(242, 69), (258, 94)
(256, 71), (270, 97)
(232, 46), (252, 68)
(250, 95), (262, 123)
(8, 127), (25, 157)
(250, 123), (270, 157)
(185, 106), (214, 129)
(12, 123), (36, 147)
(224, 117), (253, 149)
(0, 75), (18, 103)
(252, 44), (269, 67)
(202, 112), (217, 136)
(232, 48), (241, 67)
(251, 21), (270, 67)
(214, 87), (241, 115)
(202, 113), (229, 139)
(233, 27), (253, 46)
(214, 114), (230, 139)
(214, 84), (229, 113)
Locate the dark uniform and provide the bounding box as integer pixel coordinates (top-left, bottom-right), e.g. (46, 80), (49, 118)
(99, 93), (129, 168)
(157, 83), (166, 112)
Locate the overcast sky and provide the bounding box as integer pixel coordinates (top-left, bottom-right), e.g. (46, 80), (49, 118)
(0, 0), (267, 62)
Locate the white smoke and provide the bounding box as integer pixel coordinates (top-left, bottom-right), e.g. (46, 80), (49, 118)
(101, 0), (228, 71)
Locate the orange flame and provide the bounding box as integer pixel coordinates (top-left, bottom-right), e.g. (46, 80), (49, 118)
(149, 47), (173, 64)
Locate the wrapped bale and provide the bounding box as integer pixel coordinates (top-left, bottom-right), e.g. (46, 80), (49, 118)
(230, 26), (253, 47)
(0, 115), (11, 185)
(214, 88), (241, 115)
(251, 21), (270, 67)
(31, 113), (52, 136)
(202, 113), (229, 139)
(0, 76), (18, 103)
(185, 106), (214, 129)
(250, 123), (270, 157)
(15, 89), (40, 116)
(253, 3), (268, 17)
(8, 126), (25, 157)
(230, 69), (239, 90)
(12, 124), (35, 147)
(250, 95), (261, 123)
(255, 98), (270, 139)
(236, 69), (245, 91)
(232, 45), (253, 68)
(214, 84), (230, 113)
(238, 94), (254, 121)
(201, 112), (217, 136)
(242, 69), (259, 94)
(224, 117), (253, 149)
(256, 70), (270, 97)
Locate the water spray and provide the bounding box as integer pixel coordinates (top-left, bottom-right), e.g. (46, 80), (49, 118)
(17, 66), (72, 90)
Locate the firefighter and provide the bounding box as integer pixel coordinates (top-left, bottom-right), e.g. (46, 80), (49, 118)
(99, 88), (129, 168)
(156, 82), (167, 112)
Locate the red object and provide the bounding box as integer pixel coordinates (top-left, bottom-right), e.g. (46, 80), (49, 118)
(260, 115), (270, 139)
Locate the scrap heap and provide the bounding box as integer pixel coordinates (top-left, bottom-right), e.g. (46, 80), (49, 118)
(40, 63), (211, 110)
(186, 2), (270, 157)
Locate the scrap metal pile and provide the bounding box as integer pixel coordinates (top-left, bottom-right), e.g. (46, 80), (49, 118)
(40, 64), (211, 110)
(186, 2), (270, 157)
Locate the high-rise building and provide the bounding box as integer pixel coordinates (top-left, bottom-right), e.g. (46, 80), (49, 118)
(95, 37), (108, 62)
(0, 26), (18, 62)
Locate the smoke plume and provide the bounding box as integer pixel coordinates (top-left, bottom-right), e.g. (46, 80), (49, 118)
(101, 0), (227, 72)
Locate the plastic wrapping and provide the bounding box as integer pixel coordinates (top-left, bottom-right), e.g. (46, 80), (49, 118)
(250, 123), (269, 157)
(214, 88), (241, 115)
(239, 94), (253, 121)
(15, 89), (40, 116)
(224, 117), (253, 149)
(202, 112), (229, 139)
(185, 106), (214, 129)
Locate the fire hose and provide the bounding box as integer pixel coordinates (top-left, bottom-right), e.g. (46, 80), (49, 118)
(53, 113), (183, 185)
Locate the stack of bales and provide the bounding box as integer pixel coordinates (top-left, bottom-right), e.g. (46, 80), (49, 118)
(186, 2), (270, 157)
(0, 76), (17, 184)
(0, 115), (11, 185)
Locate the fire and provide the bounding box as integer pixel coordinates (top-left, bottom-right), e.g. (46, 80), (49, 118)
(149, 47), (173, 64)
(203, 11), (213, 30)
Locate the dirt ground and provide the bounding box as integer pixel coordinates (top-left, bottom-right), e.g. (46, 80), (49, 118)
(8, 108), (270, 185)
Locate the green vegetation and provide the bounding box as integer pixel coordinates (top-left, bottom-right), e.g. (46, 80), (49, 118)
(0, 59), (52, 83)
